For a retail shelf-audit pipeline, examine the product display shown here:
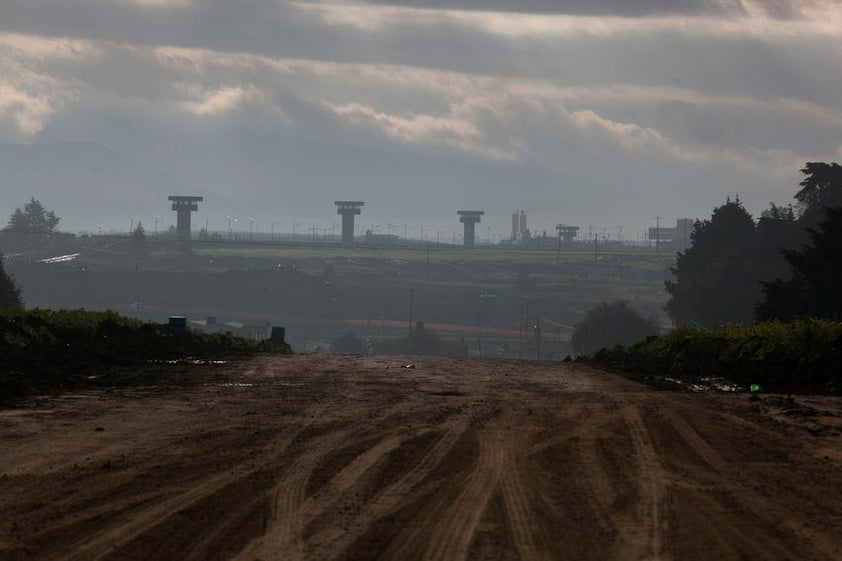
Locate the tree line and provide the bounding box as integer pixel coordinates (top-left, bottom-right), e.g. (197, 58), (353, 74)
(571, 161), (842, 354)
(666, 161), (842, 326)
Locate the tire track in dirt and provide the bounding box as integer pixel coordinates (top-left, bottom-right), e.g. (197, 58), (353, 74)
(306, 418), (472, 559)
(574, 432), (622, 537)
(233, 429), (352, 561)
(499, 456), (550, 561)
(382, 427), (504, 561)
(657, 407), (831, 560)
(232, 397), (441, 560)
(661, 411), (727, 474)
(422, 430), (505, 561)
(53, 428), (303, 561)
(618, 405), (671, 561)
(59, 399), (331, 561)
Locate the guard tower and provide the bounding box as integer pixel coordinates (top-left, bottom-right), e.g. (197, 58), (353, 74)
(335, 201), (364, 244)
(168, 195), (203, 241)
(556, 224), (580, 243)
(458, 210), (484, 248)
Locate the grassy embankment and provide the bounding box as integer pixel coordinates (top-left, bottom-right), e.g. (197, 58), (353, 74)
(588, 320), (842, 395)
(0, 309), (291, 404)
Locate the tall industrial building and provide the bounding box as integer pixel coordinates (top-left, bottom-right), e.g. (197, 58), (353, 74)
(511, 211), (529, 242)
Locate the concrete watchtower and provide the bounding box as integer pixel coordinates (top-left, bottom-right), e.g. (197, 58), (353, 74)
(458, 210), (484, 248)
(168, 196), (203, 241)
(335, 201), (364, 244)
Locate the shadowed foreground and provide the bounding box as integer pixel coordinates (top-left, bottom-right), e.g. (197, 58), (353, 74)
(2, 355), (842, 560)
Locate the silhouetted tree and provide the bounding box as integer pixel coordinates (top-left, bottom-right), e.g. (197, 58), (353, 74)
(756, 202), (804, 283)
(665, 198), (758, 327)
(130, 222), (147, 255)
(571, 301), (657, 355)
(796, 162), (842, 225)
(330, 331), (368, 354)
(5, 197), (60, 234)
(0, 255), (22, 309)
(757, 207), (842, 321)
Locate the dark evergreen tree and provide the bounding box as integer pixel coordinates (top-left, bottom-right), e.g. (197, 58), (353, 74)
(665, 198), (758, 327)
(757, 207), (842, 321)
(5, 197), (60, 234)
(0, 255), (22, 309)
(756, 202), (804, 283)
(796, 162), (842, 226)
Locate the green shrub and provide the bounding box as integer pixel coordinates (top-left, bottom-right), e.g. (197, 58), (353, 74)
(0, 308), (291, 404)
(589, 319), (842, 394)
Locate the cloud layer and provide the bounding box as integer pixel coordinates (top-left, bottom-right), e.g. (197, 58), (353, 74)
(1, 0), (841, 235)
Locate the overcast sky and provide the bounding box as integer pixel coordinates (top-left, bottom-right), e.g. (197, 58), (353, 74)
(1, 0), (841, 240)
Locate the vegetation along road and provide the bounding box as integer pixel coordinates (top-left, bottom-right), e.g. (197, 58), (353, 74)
(2, 354), (842, 560)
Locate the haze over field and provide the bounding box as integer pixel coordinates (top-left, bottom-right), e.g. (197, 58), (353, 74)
(1, 0), (841, 236)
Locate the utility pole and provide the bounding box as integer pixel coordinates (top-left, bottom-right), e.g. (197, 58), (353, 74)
(408, 287), (414, 354)
(523, 300), (530, 349)
(654, 215), (662, 254)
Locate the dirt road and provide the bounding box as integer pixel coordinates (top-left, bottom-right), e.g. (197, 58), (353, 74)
(2, 355), (842, 560)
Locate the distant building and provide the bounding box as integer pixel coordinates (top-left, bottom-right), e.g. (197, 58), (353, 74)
(556, 224), (579, 243)
(648, 218), (694, 250)
(511, 211), (530, 242)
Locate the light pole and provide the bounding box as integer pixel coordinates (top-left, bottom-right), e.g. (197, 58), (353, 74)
(153, 215), (161, 236)
(248, 217), (255, 241)
(226, 216), (237, 240)
(480, 292), (496, 338)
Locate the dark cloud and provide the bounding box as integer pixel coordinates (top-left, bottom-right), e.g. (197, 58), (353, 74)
(356, 0), (714, 17)
(355, 0), (806, 18)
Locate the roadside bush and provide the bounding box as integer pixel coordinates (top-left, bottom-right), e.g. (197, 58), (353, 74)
(589, 320), (842, 394)
(0, 308), (291, 404)
(572, 301), (658, 355)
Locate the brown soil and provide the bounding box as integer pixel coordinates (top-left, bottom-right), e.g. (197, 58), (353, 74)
(2, 354), (842, 561)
